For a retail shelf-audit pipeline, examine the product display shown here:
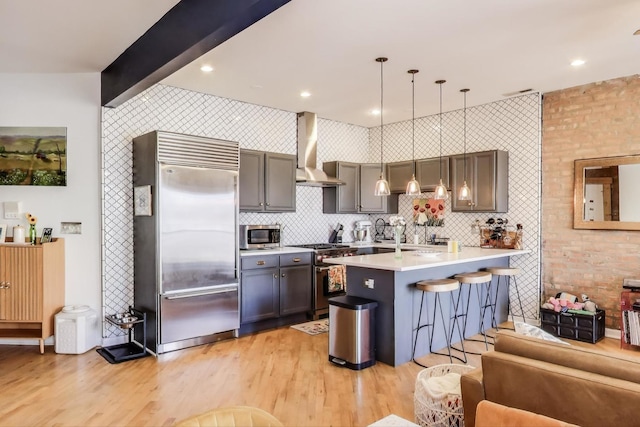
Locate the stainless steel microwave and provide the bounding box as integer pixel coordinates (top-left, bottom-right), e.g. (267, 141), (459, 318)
(239, 224), (281, 250)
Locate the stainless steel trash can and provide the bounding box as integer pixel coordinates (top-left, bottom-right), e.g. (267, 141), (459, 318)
(328, 295), (378, 370)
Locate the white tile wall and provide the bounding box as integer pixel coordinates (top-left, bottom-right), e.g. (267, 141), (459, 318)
(102, 85), (541, 337)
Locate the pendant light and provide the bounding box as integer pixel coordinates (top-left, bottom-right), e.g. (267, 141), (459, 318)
(374, 57), (391, 196)
(458, 88), (472, 201)
(433, 79), (449, 200)
(405, 69), (421, 195)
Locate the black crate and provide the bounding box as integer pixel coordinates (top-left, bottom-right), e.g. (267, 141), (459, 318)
(540, 308), (605, 343)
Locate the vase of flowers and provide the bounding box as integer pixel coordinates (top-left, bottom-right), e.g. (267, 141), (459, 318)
(389, 215), (406, 259)
(26, 213), (37, 245)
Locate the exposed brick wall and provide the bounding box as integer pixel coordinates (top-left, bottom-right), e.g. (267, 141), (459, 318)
(542, 75), (640, 329)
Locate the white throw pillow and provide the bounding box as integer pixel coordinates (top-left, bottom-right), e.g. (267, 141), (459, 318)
(514, 321), (571, 345)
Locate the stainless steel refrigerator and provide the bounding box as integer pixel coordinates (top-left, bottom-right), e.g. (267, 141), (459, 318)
(132, 131), (240, 354)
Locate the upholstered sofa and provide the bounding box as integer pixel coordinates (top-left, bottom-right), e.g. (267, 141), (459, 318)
(475, 400), (578, 427)
(461, 330), (640, 427)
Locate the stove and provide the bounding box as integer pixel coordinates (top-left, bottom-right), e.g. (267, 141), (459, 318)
(291, 243), (357, 265)
(290, 243), (358, 319)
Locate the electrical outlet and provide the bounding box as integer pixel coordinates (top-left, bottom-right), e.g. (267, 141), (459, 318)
(60, 222), (82, 234)
(364, 278), (375, 289)
(3, 201), (22, 219)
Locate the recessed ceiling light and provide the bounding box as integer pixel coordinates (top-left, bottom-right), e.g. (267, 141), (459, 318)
(300, 91), (311, 98)
(371, 109), (381, 115)
(571, 59), (586, 67)
(200, 65), (214, 73)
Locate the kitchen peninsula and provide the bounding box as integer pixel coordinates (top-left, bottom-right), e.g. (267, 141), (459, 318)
(325, 246), (530, 366)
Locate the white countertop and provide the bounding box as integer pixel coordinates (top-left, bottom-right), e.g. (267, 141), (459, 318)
(240, 247), (315, 257)
(323, 246), (530, 272)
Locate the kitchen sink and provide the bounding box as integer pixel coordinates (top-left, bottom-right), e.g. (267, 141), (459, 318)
(356, 247), (419, 255)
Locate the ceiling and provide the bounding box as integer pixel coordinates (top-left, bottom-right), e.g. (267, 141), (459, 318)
(2, 0), (639, 127)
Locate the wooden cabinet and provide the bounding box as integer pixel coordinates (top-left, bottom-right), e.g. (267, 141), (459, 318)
(239, 150), (296, 212)
(415, 157), (450, 191)
(450, 150), (508, 212)
(0, 238), (65, 353)
(240, 252), (311, 327)
(323, 161), (397, 214)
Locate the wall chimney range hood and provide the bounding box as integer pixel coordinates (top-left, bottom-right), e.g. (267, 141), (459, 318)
(296, 111), (345, 187)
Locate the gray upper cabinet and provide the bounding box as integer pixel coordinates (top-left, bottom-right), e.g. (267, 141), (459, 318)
(322, 162), (398, 213)
(264, 152), (296, 211)
(322, 161), (359, 213)
(240, 149), (296, 212)
(239, 150), (264, 211)
(387, 160), (415, 193)
(360, 163), (397, 213)
(323, 161), (397, 214)
(450, 150), (508, 212)
(416, 157), (450, 191)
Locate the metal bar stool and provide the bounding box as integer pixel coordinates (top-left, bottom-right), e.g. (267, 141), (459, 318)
(453, 271), (493, 353)
(412, 278), (467, 368)
(485, 267), (524, 330)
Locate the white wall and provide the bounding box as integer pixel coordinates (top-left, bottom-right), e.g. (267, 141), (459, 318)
(0, 73), (102, 344)
(619, 164), (640, 221)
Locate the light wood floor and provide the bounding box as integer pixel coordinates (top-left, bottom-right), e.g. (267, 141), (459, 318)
(0, 324), (636, 427)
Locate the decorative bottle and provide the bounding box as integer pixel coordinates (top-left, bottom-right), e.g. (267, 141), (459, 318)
(29, 224), (37, 245)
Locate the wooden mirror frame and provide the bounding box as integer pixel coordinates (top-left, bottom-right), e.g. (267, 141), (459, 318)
(574, 154), (640, 230)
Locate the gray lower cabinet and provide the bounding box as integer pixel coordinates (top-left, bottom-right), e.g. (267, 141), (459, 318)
(415, 157), (450, 191)
(450, 150), (508, 212)
(240, 255), (279, 323)
(240, 252), (312, 329)
(323, 161), (397, 213)
(239, 150), (296, 212)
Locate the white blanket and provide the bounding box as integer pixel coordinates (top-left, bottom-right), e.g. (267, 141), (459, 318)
(421, 372), (462, 399)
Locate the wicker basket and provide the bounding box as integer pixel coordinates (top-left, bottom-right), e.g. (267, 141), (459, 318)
(414, 364), (475, 427)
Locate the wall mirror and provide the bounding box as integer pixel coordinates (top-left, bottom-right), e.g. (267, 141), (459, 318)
(574, 154), (640, 230)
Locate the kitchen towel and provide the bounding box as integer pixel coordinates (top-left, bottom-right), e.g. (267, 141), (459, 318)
(327, 265), (347, 293)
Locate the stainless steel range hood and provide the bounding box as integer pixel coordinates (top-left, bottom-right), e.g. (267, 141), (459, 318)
(296, 111), (344, 187)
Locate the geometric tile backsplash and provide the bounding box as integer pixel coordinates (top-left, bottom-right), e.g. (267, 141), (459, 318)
(102, 85), (541, 337)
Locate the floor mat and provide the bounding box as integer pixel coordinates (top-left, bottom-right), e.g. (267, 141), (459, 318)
(290, 319), (329, 335)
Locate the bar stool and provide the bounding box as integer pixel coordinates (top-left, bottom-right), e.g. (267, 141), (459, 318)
(412, 278), (467, 368)
(454, 271), (493, 352)
(485, 267), (524, 330)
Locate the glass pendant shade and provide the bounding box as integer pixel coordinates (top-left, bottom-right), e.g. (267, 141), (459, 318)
(374, 57), (389, 196)
(459, 88), (472, 202)
(375, 174), (391, 196)
(406, 174), (421, 195)
(433, 79), (448, 200)
(434, 178), (449, 200)
(405, 69), (421, 196)
(458, 180), (471, 200)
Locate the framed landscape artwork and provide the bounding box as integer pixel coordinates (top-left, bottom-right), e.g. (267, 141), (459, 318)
(0, 127), (67, 186)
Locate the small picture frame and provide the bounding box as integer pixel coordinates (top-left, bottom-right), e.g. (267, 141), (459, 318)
(40, 227), (53, 244)
(134, 185), (153, 216)
(0, 224), (6, 243)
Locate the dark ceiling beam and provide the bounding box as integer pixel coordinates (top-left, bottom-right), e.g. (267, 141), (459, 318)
(101, 0), (291, 107)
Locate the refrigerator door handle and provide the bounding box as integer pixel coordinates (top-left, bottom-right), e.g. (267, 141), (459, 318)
(164, 286), (238, 300)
